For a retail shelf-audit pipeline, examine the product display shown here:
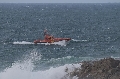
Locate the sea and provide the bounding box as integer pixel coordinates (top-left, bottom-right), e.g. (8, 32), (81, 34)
(0, 3), (120, 79)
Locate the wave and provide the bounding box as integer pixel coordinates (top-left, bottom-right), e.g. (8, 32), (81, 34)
(0, 50), (82, 79)
(43, 56), (94, 66)
(0, 48), (94, 79)
(0, 61), (81, 79)
(1, 47), (118, 79)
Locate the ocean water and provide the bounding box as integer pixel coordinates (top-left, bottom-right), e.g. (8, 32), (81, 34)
(0, 3), (120, 79)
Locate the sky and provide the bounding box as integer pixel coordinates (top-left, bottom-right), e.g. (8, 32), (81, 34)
(0, 0), (120, 3)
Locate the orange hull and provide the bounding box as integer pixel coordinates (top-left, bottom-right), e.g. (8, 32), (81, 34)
(34, 38), (71, 44)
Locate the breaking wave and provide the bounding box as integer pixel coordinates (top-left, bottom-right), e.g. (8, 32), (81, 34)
(0, 49), (82, 79)
(0, 61), (81, 79)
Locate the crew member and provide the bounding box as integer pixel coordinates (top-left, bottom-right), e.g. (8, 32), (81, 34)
(44, 30), (54, 43)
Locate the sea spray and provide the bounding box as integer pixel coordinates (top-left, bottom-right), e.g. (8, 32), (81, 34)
(0, 49), (82, 79)
(0, 59), (34, 79)
(0, 61), (81, 79)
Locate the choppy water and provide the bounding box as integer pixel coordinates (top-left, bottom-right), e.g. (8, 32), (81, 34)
(0, 3), (120, 79)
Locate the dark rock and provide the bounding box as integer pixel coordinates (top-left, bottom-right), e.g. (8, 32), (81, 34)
(65, 58), (120, 79)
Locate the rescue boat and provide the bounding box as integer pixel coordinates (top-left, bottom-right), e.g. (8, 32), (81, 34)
(34, 30), (71, 44)
(34, 38), (71, 44)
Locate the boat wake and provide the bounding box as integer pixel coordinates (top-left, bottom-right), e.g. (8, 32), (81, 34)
(13, 40), (67, 46)
(13, 41), (34, 44)
(72, 39), (88, 42)
(12, 39), (88, 46)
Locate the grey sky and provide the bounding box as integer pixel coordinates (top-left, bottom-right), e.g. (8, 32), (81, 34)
(0, 0), (120, 3)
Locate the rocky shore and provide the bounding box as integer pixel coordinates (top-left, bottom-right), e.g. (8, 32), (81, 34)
(65, 58), (120, 79)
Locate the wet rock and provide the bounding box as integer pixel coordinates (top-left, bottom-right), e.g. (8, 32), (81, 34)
(66, 58), (120, 79)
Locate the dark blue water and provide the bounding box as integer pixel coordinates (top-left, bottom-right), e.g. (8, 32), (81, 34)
(0, 3), (120, 79)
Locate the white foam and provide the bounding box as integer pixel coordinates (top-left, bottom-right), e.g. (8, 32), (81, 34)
(0, 49), (81, 79)
(72, 39), (88, 42)
(53, 40), (67, 46)
(13, 41), (34, 44)
(37, 40), (67, 46)
(0, 60), (81, 79)
(0, 47), (84, 79)
(13, 40), (67, 46)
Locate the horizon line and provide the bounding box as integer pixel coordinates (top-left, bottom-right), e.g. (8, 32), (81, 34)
(0, 2), (120, 4)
